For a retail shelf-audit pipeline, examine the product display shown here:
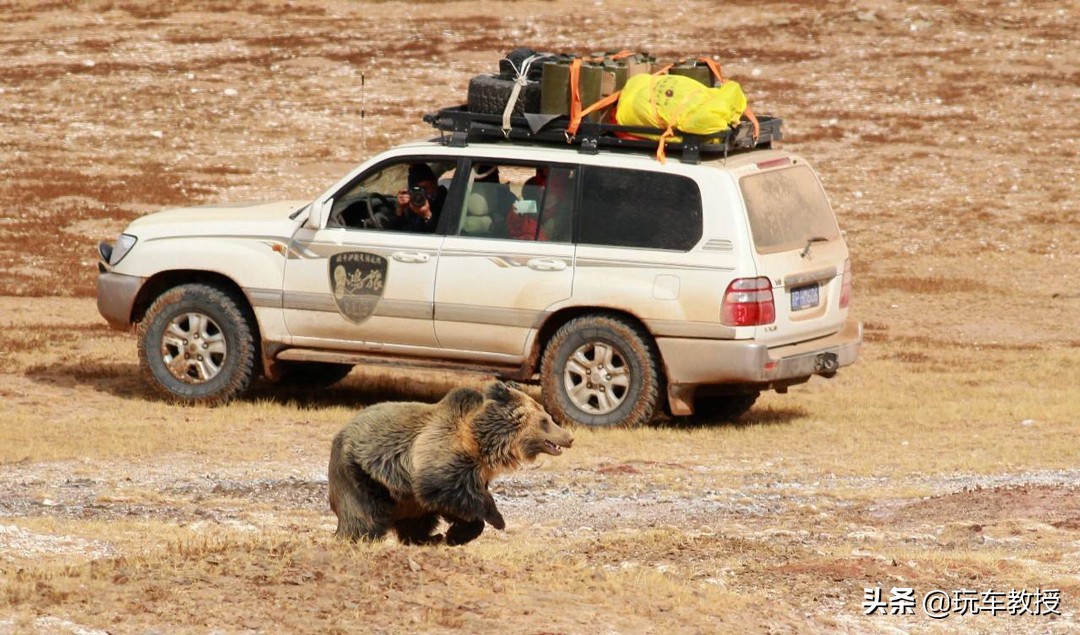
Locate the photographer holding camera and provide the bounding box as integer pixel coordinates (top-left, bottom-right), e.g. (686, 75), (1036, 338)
(392, 163), (446, 233)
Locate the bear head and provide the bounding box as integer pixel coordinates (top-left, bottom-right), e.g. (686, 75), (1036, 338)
(471, 381), (574, 470)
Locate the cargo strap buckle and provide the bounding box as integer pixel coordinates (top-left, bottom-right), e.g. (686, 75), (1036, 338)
(501, 55), (545, 137)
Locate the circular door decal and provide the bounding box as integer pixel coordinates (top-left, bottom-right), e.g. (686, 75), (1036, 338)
(329, 252), (388, 323)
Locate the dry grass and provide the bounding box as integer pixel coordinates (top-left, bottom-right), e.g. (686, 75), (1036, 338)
(2, 306), (1077, 632)
(7, 314), (1074, 476)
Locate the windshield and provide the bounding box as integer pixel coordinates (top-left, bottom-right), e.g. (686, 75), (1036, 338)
(740, 165), (839, 254)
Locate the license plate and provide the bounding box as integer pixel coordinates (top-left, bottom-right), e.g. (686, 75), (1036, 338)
(790, 284), (820, 311)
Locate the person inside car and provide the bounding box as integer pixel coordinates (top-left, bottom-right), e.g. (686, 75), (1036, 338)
(538, 167), (574, 241)
(508, 166), (575, 242)
(392, 163), (446, 233)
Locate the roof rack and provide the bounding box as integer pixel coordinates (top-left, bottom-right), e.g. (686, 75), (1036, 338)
(422, 105), (782, 165)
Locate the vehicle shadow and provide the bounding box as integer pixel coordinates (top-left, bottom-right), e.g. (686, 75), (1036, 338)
(247, 366), (499, 408)
(656, 406), (808, 430)
(23, 361), (495, 410)
(245, 377), (479, 409)
(23, 361), (150, 401)
(24, 362), (808, 426)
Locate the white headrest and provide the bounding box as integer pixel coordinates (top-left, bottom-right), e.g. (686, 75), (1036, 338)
(466, 192), (490, 216)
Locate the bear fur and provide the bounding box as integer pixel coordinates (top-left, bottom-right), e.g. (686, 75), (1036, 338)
(328, 381), (574, 546)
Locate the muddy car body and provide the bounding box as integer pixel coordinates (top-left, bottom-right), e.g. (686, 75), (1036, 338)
(98, 136), (861, 427)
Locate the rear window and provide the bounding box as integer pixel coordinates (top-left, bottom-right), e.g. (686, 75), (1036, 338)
(578, 167), (702, 251)
(740, 165), (839, 254)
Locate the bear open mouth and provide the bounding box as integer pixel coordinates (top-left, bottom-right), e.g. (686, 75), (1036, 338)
(543, 440), (565, 455)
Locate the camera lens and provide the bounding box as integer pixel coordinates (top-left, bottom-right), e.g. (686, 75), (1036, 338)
(408, 186), (426, 207)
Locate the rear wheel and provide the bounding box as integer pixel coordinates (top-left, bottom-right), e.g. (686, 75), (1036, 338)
(137, 284), (256, 405)
(540, 315), (661, 429)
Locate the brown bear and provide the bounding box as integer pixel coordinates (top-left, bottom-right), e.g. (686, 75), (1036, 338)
(328, 381), (573, 546)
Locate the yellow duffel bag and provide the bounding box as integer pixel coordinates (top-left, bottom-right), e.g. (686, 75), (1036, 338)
(615, 72), (748, 140)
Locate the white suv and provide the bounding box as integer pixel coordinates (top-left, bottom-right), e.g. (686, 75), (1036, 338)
(97, 115), (861, 428)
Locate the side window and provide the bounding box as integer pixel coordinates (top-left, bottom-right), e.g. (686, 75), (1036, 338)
(454, 162), (576, 243)
(578, 167), (702, 250)
(328, 160), (457, 234)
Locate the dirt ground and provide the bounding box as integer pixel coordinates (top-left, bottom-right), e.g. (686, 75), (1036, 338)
(1, 0), (1078, 633)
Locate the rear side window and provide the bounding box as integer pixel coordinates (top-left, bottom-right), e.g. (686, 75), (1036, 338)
(578, 167), (702, 250)
(740, 165), (839, 254)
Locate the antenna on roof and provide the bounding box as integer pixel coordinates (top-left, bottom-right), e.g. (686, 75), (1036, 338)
(361, 72), (366, 155)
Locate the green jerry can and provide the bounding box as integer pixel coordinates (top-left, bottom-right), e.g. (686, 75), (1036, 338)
(540, 60), (606, 122)
(667, 59), (714, 86)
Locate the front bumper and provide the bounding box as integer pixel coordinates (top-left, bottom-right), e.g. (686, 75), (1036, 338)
(657, 318), (863, 415)
(97, 271), (146, 330)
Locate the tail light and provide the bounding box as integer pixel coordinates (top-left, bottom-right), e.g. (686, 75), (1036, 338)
(839, 259), (853, 309)
(721, 277), (775, 326)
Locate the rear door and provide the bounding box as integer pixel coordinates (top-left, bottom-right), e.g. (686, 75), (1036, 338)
(738, 162), (849, 345)
(432, 161), (576, 357)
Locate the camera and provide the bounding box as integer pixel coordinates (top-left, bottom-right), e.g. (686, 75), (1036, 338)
(408, 186), (427, 208)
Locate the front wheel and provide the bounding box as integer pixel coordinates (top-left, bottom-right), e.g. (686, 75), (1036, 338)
(137, 284), (256, 405)
(540, 315), (662, 429)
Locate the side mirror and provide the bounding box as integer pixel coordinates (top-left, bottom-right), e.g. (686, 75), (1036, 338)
(309, 198), (333, 229)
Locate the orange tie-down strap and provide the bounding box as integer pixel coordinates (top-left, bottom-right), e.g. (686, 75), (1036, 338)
(695, 57), (724, 83)
(686, 56), (759, 140)
(566, 60), (674, 139)
(566, 56), (758, 161)
(646, 73), (703, 164)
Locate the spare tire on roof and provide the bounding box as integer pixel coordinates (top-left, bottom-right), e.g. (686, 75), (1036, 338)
(467, 74), (541, 116)
(498, 47), (556, 81)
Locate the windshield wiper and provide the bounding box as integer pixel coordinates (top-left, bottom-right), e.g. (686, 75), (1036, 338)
(800, 236), (830, 259)
(290, 203), (311, 221)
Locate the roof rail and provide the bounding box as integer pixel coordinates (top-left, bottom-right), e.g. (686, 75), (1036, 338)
(422, 105), (782, 165)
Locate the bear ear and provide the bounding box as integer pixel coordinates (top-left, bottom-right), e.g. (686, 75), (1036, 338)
(441, 387), (485, 417)
(484, 381), (516, 403)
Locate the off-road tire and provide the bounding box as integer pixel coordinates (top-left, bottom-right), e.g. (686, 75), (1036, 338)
(272, 361), (354, 388)
(540, 315), (662, 429)
(467, 74), (541, 116)
(692, 392), (760, 423)
(137, 283), (256, 406)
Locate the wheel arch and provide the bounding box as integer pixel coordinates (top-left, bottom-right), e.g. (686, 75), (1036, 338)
(534, 307), (666, 428)
(131, 270), (265, 376)
(531, 306), (666, 383)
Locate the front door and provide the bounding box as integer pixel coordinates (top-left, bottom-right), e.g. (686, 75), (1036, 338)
(282, 229), (442, 349)
(282, 158), (461, 351)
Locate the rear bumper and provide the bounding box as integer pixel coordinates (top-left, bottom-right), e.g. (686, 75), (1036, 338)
(657, 318), (863, 415)
(97, 271), (145, 330)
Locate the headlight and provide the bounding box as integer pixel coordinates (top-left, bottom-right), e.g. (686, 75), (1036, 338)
(109, 233), (138, 265)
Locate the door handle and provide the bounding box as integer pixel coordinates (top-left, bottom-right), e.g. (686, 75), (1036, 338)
(527, 258), (567, 272)
(392, 251), (431, 264)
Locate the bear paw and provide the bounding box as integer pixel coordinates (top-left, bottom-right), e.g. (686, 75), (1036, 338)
(485, 509), (506, 531)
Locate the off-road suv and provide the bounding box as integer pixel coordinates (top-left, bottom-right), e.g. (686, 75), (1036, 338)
(97, 110), (861, 428)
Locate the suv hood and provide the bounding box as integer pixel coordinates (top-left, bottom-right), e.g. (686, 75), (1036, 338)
(125, 199), (308, 240)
